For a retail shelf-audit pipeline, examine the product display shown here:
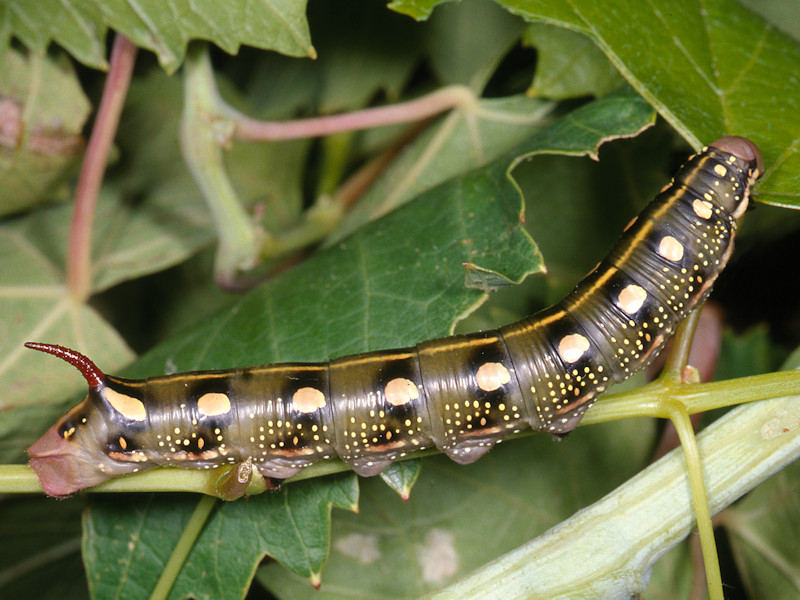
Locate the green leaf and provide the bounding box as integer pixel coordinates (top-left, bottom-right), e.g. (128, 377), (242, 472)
(84, 476), (359, 598)
(258, 419), (654, 599)
(740, 0), (800, 41)
(303, 0), (424, 114)
(326, 94), (557, 245)
(0, 497), (86, 598)
(392, 0), (800, 207)
(114, 139), (545, 378)
(490, 0), (800, 208)
(379, 459), (421, 500)
(712, 344), (800, 597)
(240, 0), (423, 121)
(513, 125), (674, 302)
(0, 47), (90, 217)
(723, 457), (800, 597)
(0, 66), (227, 458)
(389, 0), (460, 21)
(332, 84), (656, 250)
(0, 198), (134, 462)
(1, 0), (314, 73)
(523, 23), (624, 99)
(423, 0), (525, 89)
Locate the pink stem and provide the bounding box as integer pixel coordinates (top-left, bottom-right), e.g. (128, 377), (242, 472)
(25, 342), (105, 388)
(67, 34), (138, 301)
(233, 85), (474, 142)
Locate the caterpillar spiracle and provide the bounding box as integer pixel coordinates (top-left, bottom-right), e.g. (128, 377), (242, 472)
(26, 136), (763, 498)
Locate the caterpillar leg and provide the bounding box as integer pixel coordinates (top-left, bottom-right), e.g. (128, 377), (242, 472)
(214, 459), (256, 500)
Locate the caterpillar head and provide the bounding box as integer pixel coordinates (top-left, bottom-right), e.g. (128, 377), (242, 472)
(709, 136), (764, 176)
(707, 136), (764, 219)
(26, 343), (150, 496)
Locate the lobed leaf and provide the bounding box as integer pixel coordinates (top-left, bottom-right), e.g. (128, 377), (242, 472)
(393, 0), (800, 208)
(0, 48), (89, 217)
(1, 0), (314, 73)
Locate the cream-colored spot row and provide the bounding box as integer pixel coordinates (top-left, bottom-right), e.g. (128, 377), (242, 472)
(658, 236), (684, 262)
(558, 333), (590, 364)
(475, 362), (511, 392)
(293, 387), (327, 413)
(692, 199), (713, 219)
(384, 378), (419, 406)
(197, 392), (231, 417)
(617, 284), (647, 315)
(103, 387), (146, 421)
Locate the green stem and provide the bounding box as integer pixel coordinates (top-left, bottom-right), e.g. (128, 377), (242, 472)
(662, 400), (722, 600)
(583, 369), (800, 425)
(180, 44), (261, 287)
(149, 495), (217, 600)
(663, 305), (702, 378)
(179, 60), (479, 278)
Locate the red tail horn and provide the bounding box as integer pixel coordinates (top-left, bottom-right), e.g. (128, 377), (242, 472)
(25, 342), (105, 388)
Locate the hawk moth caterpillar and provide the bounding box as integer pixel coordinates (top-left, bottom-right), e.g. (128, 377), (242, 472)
(26, 136), (763, 497)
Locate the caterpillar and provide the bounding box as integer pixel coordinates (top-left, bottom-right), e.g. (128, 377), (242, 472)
(26, 136), (763, 498)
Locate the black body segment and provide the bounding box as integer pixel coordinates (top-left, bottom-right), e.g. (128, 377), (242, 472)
(329, 349), (431, 476)
(26, 137), (763, 496)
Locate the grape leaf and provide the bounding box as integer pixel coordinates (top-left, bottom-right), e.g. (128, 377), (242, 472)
(1, 0), (314, 73)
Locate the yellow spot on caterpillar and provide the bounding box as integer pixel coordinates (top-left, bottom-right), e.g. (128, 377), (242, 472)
(293, 387), (326, 413)
(119, 436), (127, 450)
(475, 362), (511, 392)
(692, 199), (713, 219)
(617, 285), (647, 315)
(384, 378), (419, 406)
(658, 236), (684, 262)
(103, 388), (146, 421)
(714, 164), (727, 177)
(197, 392), (231, 417)
(558, 334), (590, 363)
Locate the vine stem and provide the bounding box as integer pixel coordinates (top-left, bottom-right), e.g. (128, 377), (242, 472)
(662, 305), (702, 379)
(66, 34), (137, 301)
(182, 44), (478, 285)
(180, 44), (262, 288)
(230, 85), (476, 141)
(653, 307), (721, 600)
(661, 400), (722, 600)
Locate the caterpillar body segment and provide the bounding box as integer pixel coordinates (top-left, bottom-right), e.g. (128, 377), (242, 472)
(26, 136), (763, 497)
